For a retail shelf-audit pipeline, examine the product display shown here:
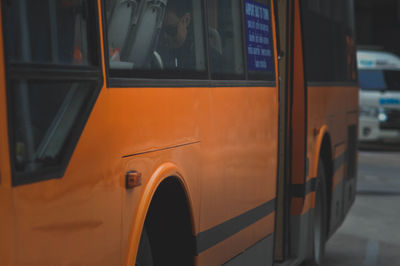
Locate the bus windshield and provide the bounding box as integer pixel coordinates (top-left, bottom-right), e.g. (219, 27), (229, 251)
(359, 69), (400, 91)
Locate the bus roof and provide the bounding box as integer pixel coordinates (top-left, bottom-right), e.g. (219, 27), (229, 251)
(357, 50), (400, 70)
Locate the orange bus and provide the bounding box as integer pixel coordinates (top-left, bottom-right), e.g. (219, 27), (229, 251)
(0, 0), (358, 265)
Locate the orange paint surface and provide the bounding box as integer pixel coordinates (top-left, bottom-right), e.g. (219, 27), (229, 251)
(290, 0), (359, 216)
(291, 192), (316, 216)
(0, 1), (279, 265)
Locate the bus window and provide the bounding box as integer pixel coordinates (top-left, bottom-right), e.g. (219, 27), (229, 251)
(3, 0), (101, 185)
(206, 0), (245, 78)
(243, 0), (275, 80)
(8, 81), (95, 173)
(105, 0), (206, 75)
(5, 0), (94, 65)
(302, 0), (357, 83)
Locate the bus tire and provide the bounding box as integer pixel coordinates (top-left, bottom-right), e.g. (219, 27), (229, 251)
(135, 227), (154, 266)
(306, 160), (328, 266)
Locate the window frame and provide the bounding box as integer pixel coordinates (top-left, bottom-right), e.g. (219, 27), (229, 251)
(101, 0), (277, 88)
(2, 0), (103, 186)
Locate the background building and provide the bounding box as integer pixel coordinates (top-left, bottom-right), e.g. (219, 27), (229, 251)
(355, 0), (400, 55)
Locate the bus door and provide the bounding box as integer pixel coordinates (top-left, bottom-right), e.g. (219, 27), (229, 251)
(275, 0), (311, 262)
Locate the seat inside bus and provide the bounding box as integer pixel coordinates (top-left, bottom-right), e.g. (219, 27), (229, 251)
(206, 0), (244, 75)
(107, 0), (167, 69)
(208, 28), (223, 55)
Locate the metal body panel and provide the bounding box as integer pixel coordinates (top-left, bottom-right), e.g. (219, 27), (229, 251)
(224, 234), (274, 266)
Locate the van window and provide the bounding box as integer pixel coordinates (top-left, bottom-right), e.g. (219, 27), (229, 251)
(359, 70), (400, 91)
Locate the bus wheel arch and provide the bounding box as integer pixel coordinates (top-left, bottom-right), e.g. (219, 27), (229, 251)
(314, 131), (333, 237)
(126, 163), (196, 266)
(320, 134), (333, 236)
(144, 176), (195, 265)
(307, 131), (333, 265)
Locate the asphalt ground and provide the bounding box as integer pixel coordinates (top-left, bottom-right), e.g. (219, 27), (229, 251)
(323, 146), (400, 266)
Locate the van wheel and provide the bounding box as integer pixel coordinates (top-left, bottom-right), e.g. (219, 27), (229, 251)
(135, 227), (154, 266)
(306, 160), (327, 266)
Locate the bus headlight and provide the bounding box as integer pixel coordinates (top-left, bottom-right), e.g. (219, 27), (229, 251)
(360, 106), (379, 117)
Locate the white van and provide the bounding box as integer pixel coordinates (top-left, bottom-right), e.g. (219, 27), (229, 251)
(357, 50), (400, 143)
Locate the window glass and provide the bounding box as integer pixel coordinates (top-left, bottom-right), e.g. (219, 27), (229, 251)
(384, 70), (400, 91)
(105, 0), (206, 74)
(5, 0), (95, 65)
(306, 0), (320, 13)
(302, 0), (357, 83)
(3, 0), (101, 184)
(359, 70), (386, 90)
(9, 81), (96, 174)
(206, 0), (245, 78)
(359, 70), (400, 91)
(243, 0), (275, 78)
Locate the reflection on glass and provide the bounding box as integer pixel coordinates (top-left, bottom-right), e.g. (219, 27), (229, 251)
(206, 0), (244, 76)
(5, 0), (92, 65)
(10, 81), (94, 172)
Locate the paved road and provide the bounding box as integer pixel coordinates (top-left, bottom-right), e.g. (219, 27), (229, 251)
(323, 148), (400, 266)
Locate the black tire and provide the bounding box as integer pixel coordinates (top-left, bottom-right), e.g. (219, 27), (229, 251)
(136, 227), (154, 266)
(305, 160), (328, 266)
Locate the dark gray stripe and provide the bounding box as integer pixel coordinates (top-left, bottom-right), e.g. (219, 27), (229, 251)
(334, 152), (346, 173)
(196, 199), (276, 254)
(334, 140), (346, 147)
(346, 110), (359, 115)
(291, 177), (318, 198)
(223, 234), (274, 266)
(291, 151), (348, 199)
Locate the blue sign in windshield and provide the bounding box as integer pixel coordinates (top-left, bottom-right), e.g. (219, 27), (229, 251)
(244, 0), (274, 73)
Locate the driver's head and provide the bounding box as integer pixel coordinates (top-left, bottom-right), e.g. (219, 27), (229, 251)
(162, 0), (191, 49)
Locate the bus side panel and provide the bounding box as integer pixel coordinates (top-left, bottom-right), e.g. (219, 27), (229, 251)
(0, 5), (16, 264)
(330, 142), (346, 233)
(198, 85), (278, 265)
(105, 85), (207, 265)
(0, 188), (14, 266)
(307, 85), (359, 235)
(105, 84), (278, 266)
(7, 87), (125, 266)
(343, 91), (359, 218)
